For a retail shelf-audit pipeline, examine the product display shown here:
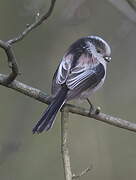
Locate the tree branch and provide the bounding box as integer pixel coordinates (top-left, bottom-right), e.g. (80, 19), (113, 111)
(0, 41), (19, 84)
(72, 165), (92, 179)
(8, 0), (56, 44)
(0, 0), (56, 84)
(126, 0), (136, 12)
(61, 107), (72, 180)
(0, 73), (136, 133)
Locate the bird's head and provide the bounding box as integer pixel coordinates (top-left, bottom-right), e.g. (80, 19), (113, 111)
(89, 36), (111, 62)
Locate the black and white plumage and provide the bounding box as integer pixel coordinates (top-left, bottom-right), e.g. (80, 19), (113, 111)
(33, 36), (111, 134)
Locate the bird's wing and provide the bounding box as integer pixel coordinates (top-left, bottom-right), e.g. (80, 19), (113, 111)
(65, 61), (105, 100)
(52, 40), (106, 98)
(67, 61), (105, 91)
(51, 53), (73, 95)
(55, 52), (105, 86)
(56, 53), (73, 84)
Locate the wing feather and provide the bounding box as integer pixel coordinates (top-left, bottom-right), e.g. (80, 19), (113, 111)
(56, 54), (73, 84)
(52, 43), (105, 99)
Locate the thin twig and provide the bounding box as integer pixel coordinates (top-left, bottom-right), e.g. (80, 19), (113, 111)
(0, 41), (19, 83)
(0, 0), (56, 83)
(8, 0), (56, 44)
(72, 165), (93, 179)
(126, 0), (136, 12)
(61, 107), (72, 180)
(0, 73), (136, 133)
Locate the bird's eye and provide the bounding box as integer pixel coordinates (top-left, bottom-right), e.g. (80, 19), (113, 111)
(97, 49), (101, 53)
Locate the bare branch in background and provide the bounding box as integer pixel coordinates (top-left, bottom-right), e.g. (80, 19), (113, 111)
(126, 0), (136, 12)
(61, 107), (92, 180)
(0, 0), (56, 84)
(8, 0), (56, 44)
(108, 0), (136, 23)
(0, 40), (19, 84)
(72, 165), (92, 179)
(61, 108), (72, 180)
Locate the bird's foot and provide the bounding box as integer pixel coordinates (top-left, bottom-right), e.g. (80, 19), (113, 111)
(87, 99), (101, 115)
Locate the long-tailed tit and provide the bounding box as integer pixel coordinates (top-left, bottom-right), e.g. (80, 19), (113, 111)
(33, 36), (111, 134)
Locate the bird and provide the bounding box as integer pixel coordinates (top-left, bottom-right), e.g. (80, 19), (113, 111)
(32, 36), (111, 134)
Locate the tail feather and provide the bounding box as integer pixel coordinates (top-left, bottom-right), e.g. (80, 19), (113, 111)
(33, 86), (68, 134)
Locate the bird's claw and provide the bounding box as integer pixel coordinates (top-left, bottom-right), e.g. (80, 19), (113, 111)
(89, 105), (101, 116)
(95, 106), (101, 115)
(87, 98), (101, 115)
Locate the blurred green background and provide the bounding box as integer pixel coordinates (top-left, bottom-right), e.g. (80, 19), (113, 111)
(0, 0), (136, 179)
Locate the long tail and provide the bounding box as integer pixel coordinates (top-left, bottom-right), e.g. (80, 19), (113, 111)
(32, 86), (68, 134)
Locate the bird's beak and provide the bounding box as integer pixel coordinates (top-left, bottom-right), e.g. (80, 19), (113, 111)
(104, 56), (111, 62)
